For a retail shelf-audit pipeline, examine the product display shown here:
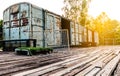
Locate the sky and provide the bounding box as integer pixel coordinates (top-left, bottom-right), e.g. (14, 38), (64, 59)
(0, 0), (120, 21)
(88, 0), (120, 21)
(0, 0), (64, 20)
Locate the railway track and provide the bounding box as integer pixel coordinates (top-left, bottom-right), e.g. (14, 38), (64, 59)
(12, 46), (120, 76)
(0, 51), (73, 75)
(0, 47), (97, 76)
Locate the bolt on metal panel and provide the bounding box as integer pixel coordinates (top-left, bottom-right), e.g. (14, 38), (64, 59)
(94, 32), (99, 44)
(3, 29), (9, 40)
(32, 18), (43, 26)
(54, 30), (61, 46)
(20, 26), (29, 39)
(88, 30), (92, 42)
(75, 33), (79, 45)
(32, 26), (43, 47)
(11, 20), (20, 27)
(10, 13), (19, 21)
(71, 32), (76, 45)
(20, 3), (29, 18)
(32, 7), (43, 19)
(10, 28), (20, 40)
(3, 9), (9, 22)
(79, 25), (84, 33)
(54, 17), (61, 30)
(79, 34), (83, 42)
(83, 28), (87, 42)
(75, 24), (79, 33)
(44, 30), (55, 47)
(3, 22), (10, 28)
(70, 21), (75, 33)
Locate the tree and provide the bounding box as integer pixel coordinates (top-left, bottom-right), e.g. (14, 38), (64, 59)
(62, 0), (91, 26)
(88, 12), (120, 45)
(0, 20), (3, 40)
(0, 20), (3, 28)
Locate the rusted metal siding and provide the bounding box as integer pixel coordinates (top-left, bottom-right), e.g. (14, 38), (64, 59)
(32, 7), (43, 19)
(88, 30), (92, 42)
(75, 24), (79, 33)
(45, 11), (61, 47)
(3, 3), (30, 41)
(32, 26), (43, 47)
(31, 6), (44, 47)
(54, 17), (61, 30)
(79, 25), (84, 33)
(3, 29), (9, 40)
(78, 34), (83, 42)
(54, 17), (61, 45)
(83, 28), (87, 42)
(10, 28), (19, 40)
(44, 30), (54, 46)
(20, 3), (29, 18)
(32, 18), (43, 26)
(70, 22), (75, 45)
(70, 22), (75, 33)
(20, 26), (29, 39)
(94, 32), (99, 44)
(3, 22), (10, 28)
(71, 32), (75, 45)
(75, 33), (79, 45)
(3, 8), (9, 22)
(10, 13), (19, 21)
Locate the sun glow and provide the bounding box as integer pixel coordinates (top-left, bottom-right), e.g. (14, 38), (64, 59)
(88, 0), (120, 21)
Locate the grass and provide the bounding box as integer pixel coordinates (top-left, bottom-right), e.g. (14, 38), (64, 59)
(16, 47), (53, 55)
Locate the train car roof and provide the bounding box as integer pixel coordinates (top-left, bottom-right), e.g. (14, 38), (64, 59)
(3, 2), (31, 12)
(3, 2), (61, 17)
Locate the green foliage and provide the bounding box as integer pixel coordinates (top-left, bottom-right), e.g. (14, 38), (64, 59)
(16, 47), (53, 55)
(62, 0), (91, 26)
(0, 20), (3, 40)
(86, 12), (120, 45)
(0, 20), (3, 28)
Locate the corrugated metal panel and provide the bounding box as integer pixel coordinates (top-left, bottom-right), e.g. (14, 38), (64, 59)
(45, 20), (54, 30)
(3, 22), (10, 28)
(44, 30), (55, 46)
(71, 32), (75, 45)
(46, 13), (54, 21)
(10, 28), (19, 40)
(88, 30), (92, 42)
(54, 17), (61, 30)
(79, 25), (84, 33)
(32, 7), (43, 19)
(21, 18), (29, 26)
(3, 9), (9, 22)
(20, 26), (29, 39)
(75, 24), (79, 33)
(75, 33), (79, 45)
(10, 13), (19, 20)
(32, 18), (43, 26)
(3, 29), (9, 40)
(11, 20), (20, 27)
(94, 32), (99, 44)
(83, 28), (87, 42)
(78, 34), (83, 42)
(54, 31), (61, 45)
(3, 3), (31, 41)
(70, 22), (75, 33)
(20, 3), (29, 18)
(32, 26), (43, 47)
(10, 4), (19, 14)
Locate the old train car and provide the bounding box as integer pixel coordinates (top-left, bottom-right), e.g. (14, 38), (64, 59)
(61, 17), (99, 47)
(2, 2), (99, 51)
(2, 2), (63, 51)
